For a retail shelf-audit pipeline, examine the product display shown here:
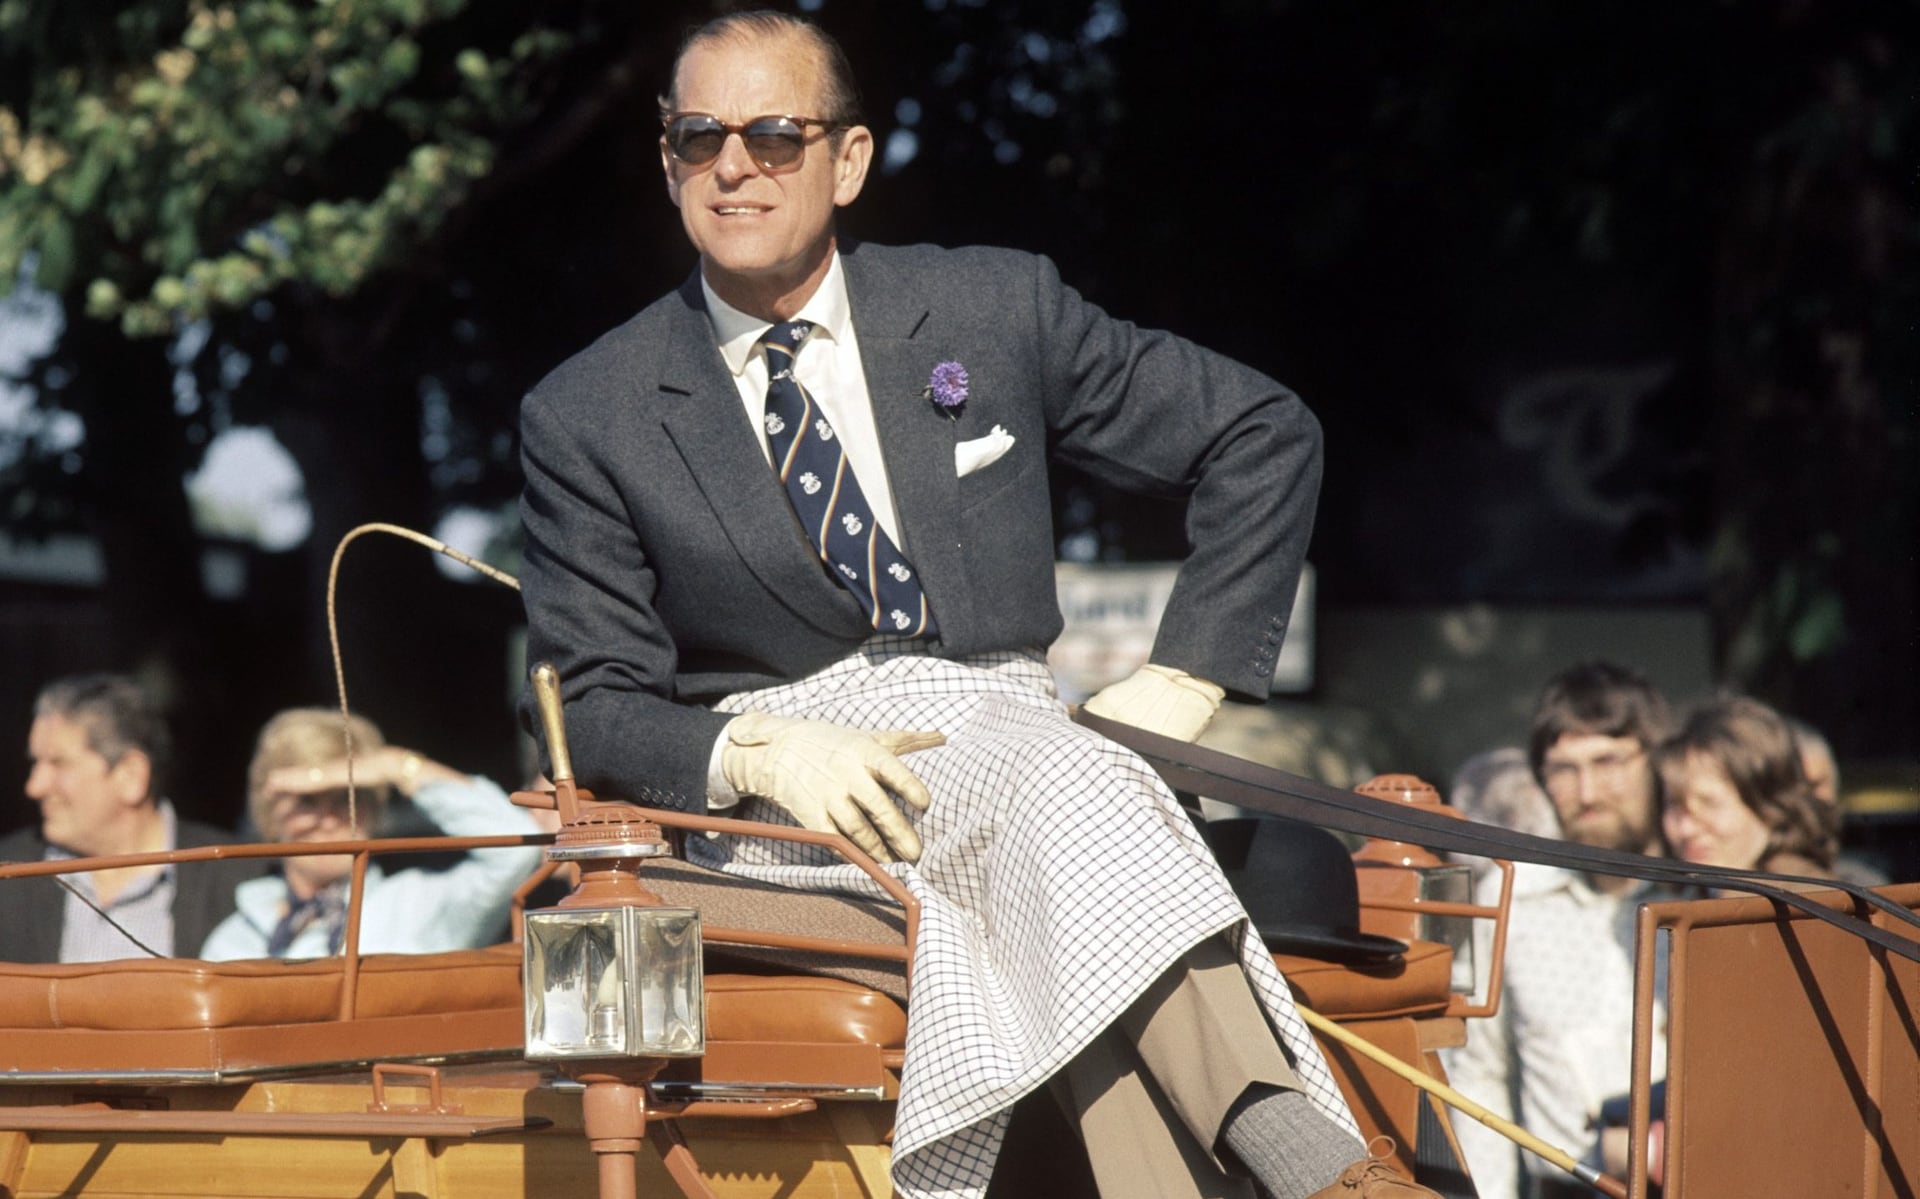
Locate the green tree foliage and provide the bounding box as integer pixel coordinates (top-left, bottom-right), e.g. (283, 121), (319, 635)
(0, 0), (666, 806)
(0, 0), (568, 337)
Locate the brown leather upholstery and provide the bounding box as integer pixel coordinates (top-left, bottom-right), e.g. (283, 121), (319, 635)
(1275, 939), (1454, 1020)
(652, 856), (1456, 1019)
(1639, 883), (1920, 1198)
(0, 945), (523, 1031)
(0, 949), (904, 1075)
(705, 974), (907, 1049)
(0, 940), (1444, 1036)
(0, 928), (1439, 1083)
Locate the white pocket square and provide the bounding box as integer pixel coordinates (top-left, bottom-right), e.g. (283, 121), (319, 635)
(955, 425), (1016, 477)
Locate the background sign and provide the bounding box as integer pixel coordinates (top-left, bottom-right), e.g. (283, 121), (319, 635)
(1048, 563), (1315, 701)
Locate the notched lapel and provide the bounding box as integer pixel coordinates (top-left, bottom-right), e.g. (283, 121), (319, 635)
(656, 302), (869, 635)
(848, 259), (973, 637)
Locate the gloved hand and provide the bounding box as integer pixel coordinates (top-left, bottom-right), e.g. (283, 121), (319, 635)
(1082, 663), (1225, 743)
(720, 712), (946, 863)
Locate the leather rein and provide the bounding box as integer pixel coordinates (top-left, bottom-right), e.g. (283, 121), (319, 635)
(1074, 710), (1920, 964)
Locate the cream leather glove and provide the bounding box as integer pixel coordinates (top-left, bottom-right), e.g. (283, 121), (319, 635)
(720, 712), (946, 863)
(1081, 664), (1226, 743)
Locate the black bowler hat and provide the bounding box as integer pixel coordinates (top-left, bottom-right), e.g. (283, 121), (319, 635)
(1206, 817), (1408, 965)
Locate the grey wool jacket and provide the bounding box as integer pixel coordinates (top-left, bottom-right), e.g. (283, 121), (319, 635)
(0, 819), (264, 962)
(518, 240), (1322, 810)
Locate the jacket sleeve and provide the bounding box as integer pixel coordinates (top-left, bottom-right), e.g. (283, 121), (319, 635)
(519, 385), (734, 811)
(398, 775), (548, 949)
(1027, 254), (1322, 699)
(197, 880), (271, 961)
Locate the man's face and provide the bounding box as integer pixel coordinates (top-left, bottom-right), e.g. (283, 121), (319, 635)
(24, 713), (147, 856)
(663, 32), (872, 319)
(1540, 732), (1660, 854)
(1662, 749), (1771, 870)
(265, 790), (365, 895)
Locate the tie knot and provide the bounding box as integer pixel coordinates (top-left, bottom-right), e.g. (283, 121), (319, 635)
(761, 319), (814, 355)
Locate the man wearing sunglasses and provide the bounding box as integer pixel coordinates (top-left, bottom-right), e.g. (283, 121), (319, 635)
(519, 11), (1415, 1199)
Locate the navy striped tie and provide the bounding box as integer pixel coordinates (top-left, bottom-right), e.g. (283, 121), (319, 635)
(760, 320), (936, 636)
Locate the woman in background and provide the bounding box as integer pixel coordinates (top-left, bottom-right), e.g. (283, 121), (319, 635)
(200, 708), (544, 959)
(1654, 695), (1838, 881)
(1599, 694), (1839, 1184)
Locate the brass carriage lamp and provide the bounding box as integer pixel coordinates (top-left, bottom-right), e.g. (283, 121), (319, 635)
(521, 663), (705, 1062)
(1351, 774), (1477, 996)
(522, 839), (706, 1061)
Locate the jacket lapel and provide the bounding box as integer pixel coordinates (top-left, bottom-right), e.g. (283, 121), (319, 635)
(654, 278), (869, 632)
(842, 247), (974, 636)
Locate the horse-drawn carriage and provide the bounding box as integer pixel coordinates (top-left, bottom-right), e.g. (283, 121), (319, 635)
(0, 676), (1912, 1198)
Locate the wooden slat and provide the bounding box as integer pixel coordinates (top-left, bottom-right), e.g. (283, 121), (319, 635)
(0, 1107), (548, 1138)
(0, 1128), (27, 1192)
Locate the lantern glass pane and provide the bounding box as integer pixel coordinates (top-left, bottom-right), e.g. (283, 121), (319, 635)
(523, 905), (705, 1060)
(1415, 864), (1477, 994)
(524, 909), (629, 1059)
(633, 908), (704, 1055)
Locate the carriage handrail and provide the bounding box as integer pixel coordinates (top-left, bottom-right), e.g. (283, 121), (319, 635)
(1624, 880), (1920, 1199)
(508, 788), (922, 985)
(1359, 856), (1516, 1020)
(0, 831), (547, 1020)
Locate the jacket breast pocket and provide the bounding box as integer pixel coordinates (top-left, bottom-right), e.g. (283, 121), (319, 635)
(956, 441), (1037, 513)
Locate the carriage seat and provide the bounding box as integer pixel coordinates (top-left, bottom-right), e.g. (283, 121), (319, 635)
(1274, 938), (1456, 1021)
(0, 946), (904, 1081)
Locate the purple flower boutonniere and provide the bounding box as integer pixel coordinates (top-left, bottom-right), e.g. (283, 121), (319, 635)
(924, 360), (969, 419)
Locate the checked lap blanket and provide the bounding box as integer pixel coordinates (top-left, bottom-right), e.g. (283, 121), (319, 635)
(690, 638), (1360, 1198)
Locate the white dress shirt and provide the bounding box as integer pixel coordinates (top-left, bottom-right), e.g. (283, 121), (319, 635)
(701, 251), (906, 546)
(700, 251), (910, 806)
(1440, 862), (1668, 1199)
(53, 801), (180, 961)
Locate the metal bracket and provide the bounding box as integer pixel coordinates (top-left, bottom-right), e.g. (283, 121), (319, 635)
(367, 1062), (464, 1115)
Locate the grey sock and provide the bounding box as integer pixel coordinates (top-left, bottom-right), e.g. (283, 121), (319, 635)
(1219, 1085), (1365, 1199)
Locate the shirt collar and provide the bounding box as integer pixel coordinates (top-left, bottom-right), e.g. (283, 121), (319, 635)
(44, 800), (179, 875)
(703, 250), (852, 376)
(45, 802), (181, 907)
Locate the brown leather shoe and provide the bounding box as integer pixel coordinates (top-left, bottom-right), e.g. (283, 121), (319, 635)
(1307, 1137), (1443, 1197)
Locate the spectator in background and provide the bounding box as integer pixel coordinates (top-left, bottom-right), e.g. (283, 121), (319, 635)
(1441, 661), (1673, 1199)
(0, 673), (260, 963)
(1785, 716), (1840, 807)
(200, 708), (543, 960)
(1656, 696), (1838, 883)
(1587, 695), (1840, 1185)
(1783, 715), (1888, 886)
(1449, 747), (1561, 864)
(1445, 747), (1558, 1005)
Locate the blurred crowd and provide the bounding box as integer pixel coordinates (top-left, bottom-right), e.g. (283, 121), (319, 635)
(2, 671), (544, 964)
(1440, 661), (1863, 1198)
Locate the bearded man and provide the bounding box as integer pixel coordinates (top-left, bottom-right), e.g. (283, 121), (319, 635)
(1441, 661), (1672, 1199)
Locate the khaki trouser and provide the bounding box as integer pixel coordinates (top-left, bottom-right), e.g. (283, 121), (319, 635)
(1051, 936), (1306, 1199)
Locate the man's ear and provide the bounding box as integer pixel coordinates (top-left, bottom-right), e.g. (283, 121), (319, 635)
(109, 749), (153, 807)
(831, 124), (873, 208)
(661, 137), (684, 208)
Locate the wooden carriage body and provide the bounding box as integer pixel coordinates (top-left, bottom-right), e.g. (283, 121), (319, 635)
(0, 788), (1911, 1197)
(0, 779), (1506, 1199)
(1623, 882), (1920, 1198)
